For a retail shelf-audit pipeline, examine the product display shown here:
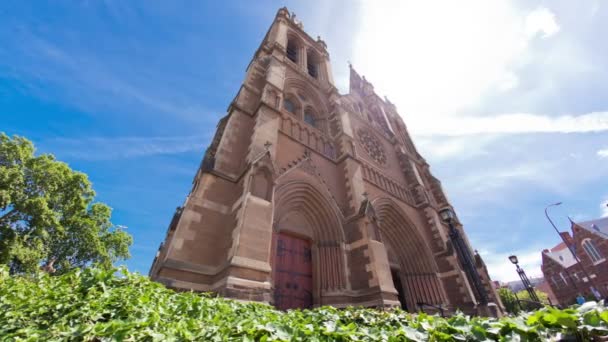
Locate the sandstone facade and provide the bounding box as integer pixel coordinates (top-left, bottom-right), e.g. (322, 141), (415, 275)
(150, 7), (502, 315)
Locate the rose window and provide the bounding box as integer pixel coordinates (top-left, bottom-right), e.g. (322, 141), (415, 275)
(357, 129), (387, 166)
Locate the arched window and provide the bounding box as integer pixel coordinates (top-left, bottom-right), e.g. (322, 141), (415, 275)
(307, 50), (319, 78)
(283, 98), (296, 114)
(287, 39), (298, 63)
(582, 239), (604, 263)
(304, 109), (316, 127)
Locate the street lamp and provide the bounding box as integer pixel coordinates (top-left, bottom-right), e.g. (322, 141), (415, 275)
(439, 207), (456, 222)
(439, 207), (488, 305)
(508, 254), (540, 303)
(545, 202), (600, 299)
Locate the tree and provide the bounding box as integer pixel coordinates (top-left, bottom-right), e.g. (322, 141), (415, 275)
(0, 133), (132, 274)
(497, 287), (521, 314)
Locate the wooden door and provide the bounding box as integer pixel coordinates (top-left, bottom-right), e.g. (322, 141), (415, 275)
(272, 232), (313, 310)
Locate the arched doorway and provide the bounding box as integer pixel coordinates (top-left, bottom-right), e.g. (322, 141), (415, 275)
(272, 179), (346, 309)
(372, 197), (447, 311)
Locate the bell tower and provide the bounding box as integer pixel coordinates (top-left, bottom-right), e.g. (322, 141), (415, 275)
(150, 7), (502, 315)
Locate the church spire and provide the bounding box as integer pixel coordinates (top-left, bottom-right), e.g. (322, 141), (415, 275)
(349, 62), (362, 93)
(349, 63), (375, 97)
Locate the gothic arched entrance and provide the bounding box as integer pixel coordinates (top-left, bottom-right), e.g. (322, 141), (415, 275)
(372, 197), (448, 311)
(272, 178), (346, 309)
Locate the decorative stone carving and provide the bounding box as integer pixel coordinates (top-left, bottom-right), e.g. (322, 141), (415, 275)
(357, 128), (387, 166)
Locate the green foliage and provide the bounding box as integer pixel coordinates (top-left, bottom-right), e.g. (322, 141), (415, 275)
(2, 266), (608, 341)
(516, 289), (549, 312)
(498, 287), (551, 315)
(0, 133), (132, 274)
(497, 288), (520, 315)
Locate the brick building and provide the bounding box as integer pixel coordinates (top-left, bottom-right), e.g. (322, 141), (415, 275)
(535, 279), (558, 305)
(149, 8), (502, 315)
(541, 217), (608, 305)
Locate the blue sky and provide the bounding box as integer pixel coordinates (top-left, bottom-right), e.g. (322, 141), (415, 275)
(1, 1), (607, 281)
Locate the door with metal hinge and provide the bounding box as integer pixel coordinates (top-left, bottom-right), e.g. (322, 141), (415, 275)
(272, 232), (313, 310)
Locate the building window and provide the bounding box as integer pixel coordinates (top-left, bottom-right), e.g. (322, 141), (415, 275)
(307, 50), (318, 78)
(284, 98), (296, 114)
(582, 239), (604, 263)
(304, 110), (316, 127)
(559, 272), (568, 285)
(308, 62), (318, 78)
(550, 275), (559, 287)
(287, 39), (298, 63)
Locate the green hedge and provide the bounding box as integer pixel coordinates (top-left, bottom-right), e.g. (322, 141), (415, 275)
(1, 266), (607, 341)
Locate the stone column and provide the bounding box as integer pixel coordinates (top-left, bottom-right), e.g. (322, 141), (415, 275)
(344, 215), (400, 307)
(219, 105), (282, 302)
(222, 189), (274, 302)
(300, 46), (308, 70)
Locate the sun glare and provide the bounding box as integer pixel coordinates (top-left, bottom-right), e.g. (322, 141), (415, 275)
(352, 1), (554, 130)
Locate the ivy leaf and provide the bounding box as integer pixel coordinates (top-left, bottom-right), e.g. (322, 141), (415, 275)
(2, 264), (608, 341)
(583, 311), (601, 327)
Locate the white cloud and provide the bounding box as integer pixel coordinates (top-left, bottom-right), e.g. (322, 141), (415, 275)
(496, 71), (520, 92)
(414, 134), (500, 161)
(601, 198), (608, 217)
(480, 247), (544, 282)
(7, 29), (217, 124)
(598, 148), (608, 158)
(411, 111), (608, 136)
(525, 7), (560, 39)
(351, 1), (548, 118)
(44, 135), (206, 160)
(452, 161), (555, 195)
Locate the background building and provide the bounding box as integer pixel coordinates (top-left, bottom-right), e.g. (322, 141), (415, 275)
(149, 7), (501, 315)
(504, 277), (545, 293)
(541, 217), (608, 305)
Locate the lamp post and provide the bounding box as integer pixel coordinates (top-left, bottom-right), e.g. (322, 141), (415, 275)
(439, 207), (488, 305)
(508, 254), (540, 303)
(545, 202), (600, 299)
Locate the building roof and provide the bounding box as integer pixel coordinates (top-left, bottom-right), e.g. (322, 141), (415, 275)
(543, 243), (578, 268)
(550, 242), (567, 252)
(576, 216), (608, 239)
(542, 216), (608, 269)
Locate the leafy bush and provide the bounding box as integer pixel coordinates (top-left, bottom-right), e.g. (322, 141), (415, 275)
(497, 288), (520, 315)
(1, 266), (608, 341)
(497, 287), (551, 315)
(515, 289), (550, 312)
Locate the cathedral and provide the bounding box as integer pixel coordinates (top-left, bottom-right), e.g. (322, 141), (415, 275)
(150, 8), (502, 315)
